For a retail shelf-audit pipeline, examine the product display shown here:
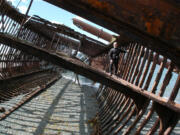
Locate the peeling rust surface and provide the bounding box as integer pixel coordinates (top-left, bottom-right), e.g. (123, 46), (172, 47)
(0, 0), (180, 134)
(43, 0), (180, 67)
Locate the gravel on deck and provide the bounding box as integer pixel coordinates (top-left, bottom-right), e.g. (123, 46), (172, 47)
(0, 78), (98, 135)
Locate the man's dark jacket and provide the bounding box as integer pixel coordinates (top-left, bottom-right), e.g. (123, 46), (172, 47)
(109, 48), (126, 61)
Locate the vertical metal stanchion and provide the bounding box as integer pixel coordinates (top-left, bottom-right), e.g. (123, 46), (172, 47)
(17, 0), (34, 38)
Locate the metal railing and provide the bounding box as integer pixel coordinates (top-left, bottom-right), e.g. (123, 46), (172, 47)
(93, 42), (180, 134)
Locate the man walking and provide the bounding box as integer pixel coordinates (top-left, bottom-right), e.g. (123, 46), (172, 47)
(108, 42), (127, 76)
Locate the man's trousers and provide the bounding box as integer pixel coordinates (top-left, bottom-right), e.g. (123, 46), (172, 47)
(109, 59), (119, 75)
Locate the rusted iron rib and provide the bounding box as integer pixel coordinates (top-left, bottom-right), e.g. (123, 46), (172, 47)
(0, 71), (59, 120)
(73, 18), (113, 42)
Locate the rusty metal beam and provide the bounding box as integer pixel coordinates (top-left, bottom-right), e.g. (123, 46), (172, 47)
(0, 33), (180, 113)
(73, 18), (113, 42)
(0, 71), (59, 120)
(0, 69), (49, 83)
(0, 0), (107, 57)
(0, 0), (24, 23)
(28, 16), (105, 46)
(17, 0), (34, 38)
(25, 20), (106, 56)
(43, 0), (180, 68)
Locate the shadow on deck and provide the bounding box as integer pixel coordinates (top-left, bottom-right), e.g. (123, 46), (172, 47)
(0, 78), (98, 135)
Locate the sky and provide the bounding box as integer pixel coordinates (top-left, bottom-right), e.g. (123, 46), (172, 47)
(6, 0), (118, 44)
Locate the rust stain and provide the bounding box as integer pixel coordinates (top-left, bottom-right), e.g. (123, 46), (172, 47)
(85, 0), (177, 38)
(86, 0), (114, 12)
(164, 23), (176, 40)
(145, 18), (163, 36)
